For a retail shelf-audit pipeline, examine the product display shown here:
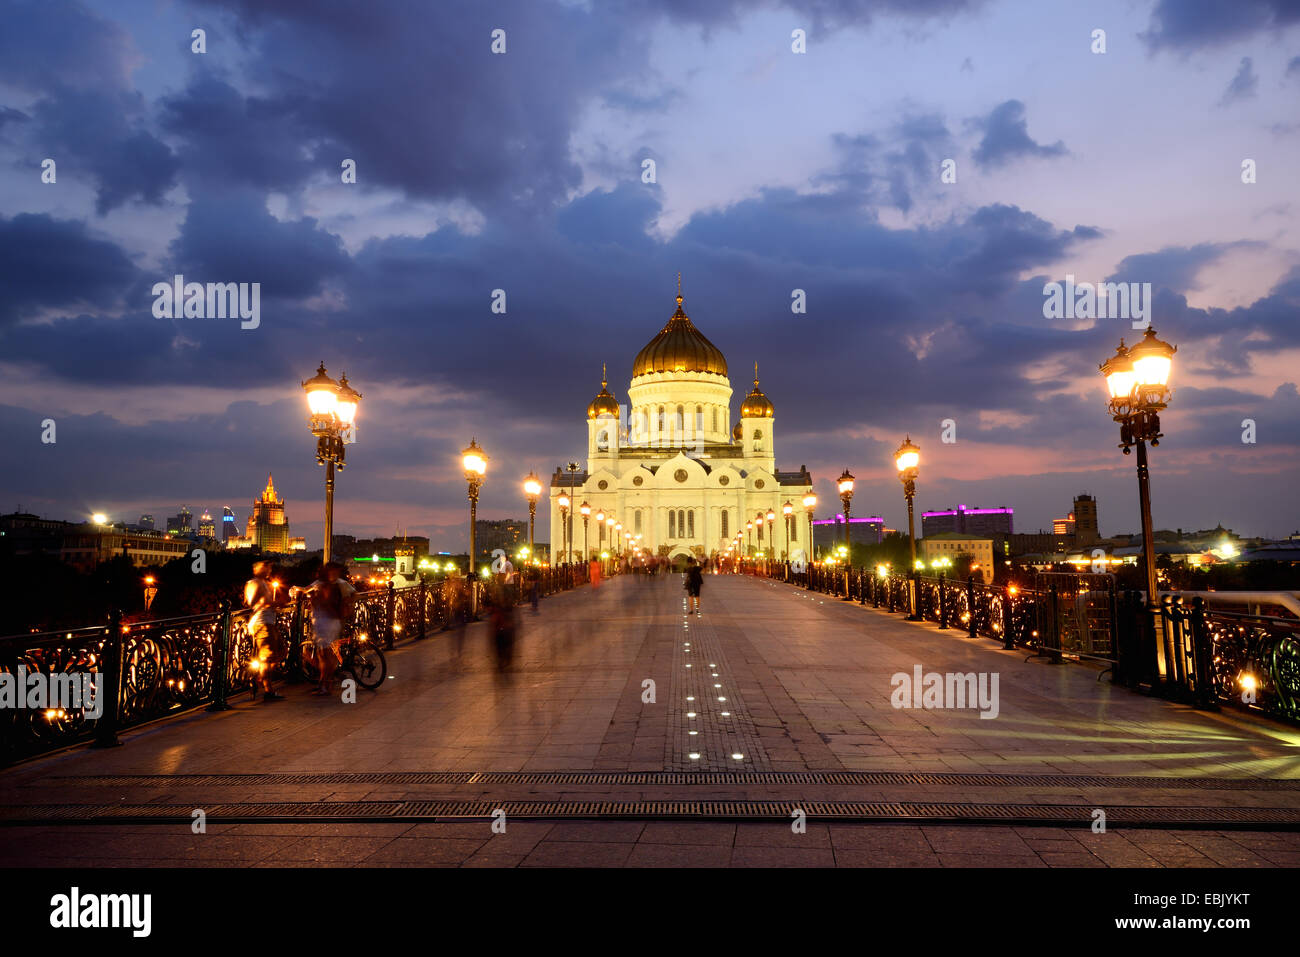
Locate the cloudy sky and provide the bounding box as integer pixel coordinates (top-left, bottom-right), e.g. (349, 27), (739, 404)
(2, 0), (1298, 549)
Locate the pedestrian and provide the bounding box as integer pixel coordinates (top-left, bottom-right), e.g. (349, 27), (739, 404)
(243, 560), (289, 702)
(302, 563), (343, 695)
(589, 556), (601, 589)
(685, 556), (704, 616)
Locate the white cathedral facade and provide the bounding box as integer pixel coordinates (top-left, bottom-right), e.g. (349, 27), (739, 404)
(548, 288), (813, 563)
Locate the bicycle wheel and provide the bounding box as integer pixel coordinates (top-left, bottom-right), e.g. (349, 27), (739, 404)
(342, 642), (387, 690)
(300, 641), (321, 683)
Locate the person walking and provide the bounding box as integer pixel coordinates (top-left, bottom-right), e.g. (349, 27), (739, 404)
(302, 563), (344, 696)
(685, 556), (704, 617)
(243, 560), (289, 702)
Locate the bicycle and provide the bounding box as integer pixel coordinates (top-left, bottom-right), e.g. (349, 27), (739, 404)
(300, 623), (387, 691)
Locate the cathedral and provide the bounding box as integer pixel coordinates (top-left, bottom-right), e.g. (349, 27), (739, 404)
(549, 286), (814, 563)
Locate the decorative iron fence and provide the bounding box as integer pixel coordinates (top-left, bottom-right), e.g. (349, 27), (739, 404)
(761, 561), (1299, 724)
(0, 566), (593, 765)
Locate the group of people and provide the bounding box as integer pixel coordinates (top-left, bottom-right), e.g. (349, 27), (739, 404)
(242, 559), (356, 701)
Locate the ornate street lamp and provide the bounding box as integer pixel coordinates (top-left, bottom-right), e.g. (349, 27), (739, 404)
(595, 509), (605, 554)
(462, 438), (488, 613)
(802, 492), (816, 562)
(1101, 327), (1177, 679)
(895, 436), (920, 619)
(524, 471), (542, 560)
(765, 509), (776, 571)
(615, 521), (623, 558)
(580, 501), (591, 563)
(557, 492), (570, 566)
(782, 501), (794, 561)
(303, 362), (362, 564)
(837, 470), (855, 598)
(565, 462), (581, 564)
(746, 519), (754, 558)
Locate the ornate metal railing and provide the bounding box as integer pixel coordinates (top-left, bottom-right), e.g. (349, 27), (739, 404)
(0, 567), (594, 765)
(766, 562), (1299, 724)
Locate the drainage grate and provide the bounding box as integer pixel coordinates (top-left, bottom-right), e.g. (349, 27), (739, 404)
(47, 769), (1300, 790)
(4, 800), (1300, 829)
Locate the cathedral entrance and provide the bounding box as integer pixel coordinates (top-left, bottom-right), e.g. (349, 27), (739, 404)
(667, 546), (694, 572)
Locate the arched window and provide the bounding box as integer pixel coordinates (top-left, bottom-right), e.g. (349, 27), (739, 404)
(712, 407), (718, 433)
(687, 511), (695, 537)
(634, 511), (642, 534)
(695, 405), (703, 439)
(669, 510), (676, 538)
(596, 430), (608, 451)
(675, 405), (684, 440)
(752, 428), (763, 451)
(757, 522), (764, 542)
(658, 406), (665, 434)
(790, 518), (797, 542)
(721, 510), (729, 538)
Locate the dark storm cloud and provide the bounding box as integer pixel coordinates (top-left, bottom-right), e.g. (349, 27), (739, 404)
(1143, 0), (1300, 51)
(1105, 241), (1260, 293)
(0, 213), (139, 326)
(0, 0), (136, 93)
(178, 0), (642, 217)
(158, 75), (326, 193)
(1219, 57), (1258, 106)
(970, 100), (1067, 168)
(166, 189), (352, 301)
(19, 87), (179, 214)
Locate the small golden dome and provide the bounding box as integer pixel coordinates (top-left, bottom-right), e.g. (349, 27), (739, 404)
(740, 364), (774, 417)
(587, 364), (619, 419)
(732, 422), (743, 441)
(632, 282), (728, 378)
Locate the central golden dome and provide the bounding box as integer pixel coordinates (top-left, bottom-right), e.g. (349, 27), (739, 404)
(632, 291), (728, 378)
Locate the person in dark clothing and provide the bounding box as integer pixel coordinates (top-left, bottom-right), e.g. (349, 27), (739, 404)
(685, 556), (704, 616)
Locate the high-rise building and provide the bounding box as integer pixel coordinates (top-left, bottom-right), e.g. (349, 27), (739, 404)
(166, 506), (193, 536)
(222, 506), (237, 543)
(1053, 513), (1076, 536)
(921, 505), (1014, 538)
(475, 519), (527, 563)
(1073, 493), (1099, 545)
(138, 514), (155, 531)
(227, 475), (291, 552)
(198, 510), (216, 539)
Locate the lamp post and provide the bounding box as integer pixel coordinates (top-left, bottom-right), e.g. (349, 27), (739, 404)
(302, 363), (362, 564)
(759, 512), (769, 572)
(524, 472), (542, 560)
(895, 437), (920, 620)
(746, 519), (754, 559)
(462, 438), (488, 615)
(606, 516), (615, 562)
(595, 509), (605, 554)
(1101, 327), (1177, 681)
(782, 501), (793, 562)
(557, 493), (570, 567)
(837, 470), (855, 598)
(803, 492), (816, 562)
(615, 522), (623, 559)
(579, 501), (591, 563)
(565, 462), (581, 565)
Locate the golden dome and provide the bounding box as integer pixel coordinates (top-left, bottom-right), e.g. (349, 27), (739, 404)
(740, 364), (774, 417)
(632, 286), (728, 378)
(587, 365), (619, 419)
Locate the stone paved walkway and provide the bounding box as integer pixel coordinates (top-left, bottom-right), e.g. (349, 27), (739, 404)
(4, 573), (1299, 867)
